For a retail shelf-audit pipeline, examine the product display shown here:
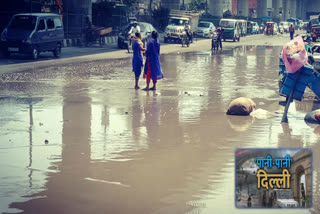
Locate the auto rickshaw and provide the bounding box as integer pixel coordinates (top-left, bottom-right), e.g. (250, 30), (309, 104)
(265, 21), (274, 35)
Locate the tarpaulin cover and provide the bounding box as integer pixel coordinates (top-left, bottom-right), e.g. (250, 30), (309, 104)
(281, 36), (308, 74)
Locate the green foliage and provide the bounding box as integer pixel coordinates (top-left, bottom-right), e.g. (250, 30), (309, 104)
(92, 1), (128, 29)
(152, 7), (170, 31)
(123, 0), (138, 7)
(188, 0), (206, 11)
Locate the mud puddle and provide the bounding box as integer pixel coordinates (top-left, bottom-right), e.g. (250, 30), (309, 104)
(0, 46), (319, 214)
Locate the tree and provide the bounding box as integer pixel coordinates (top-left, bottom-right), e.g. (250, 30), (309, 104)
(223, 10), (232, 18)
(122, 0), (138, 7)
(188, 0), (206, 11)
(152, 7), (170, 31)
(149, 0), (153, 13)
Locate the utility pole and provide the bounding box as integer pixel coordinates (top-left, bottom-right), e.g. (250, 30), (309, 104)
(206, 0), (208, 14)
(149, 0), (153, 14)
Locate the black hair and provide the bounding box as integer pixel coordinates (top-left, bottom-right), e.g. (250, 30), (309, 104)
(135, 32), (141, 38)
(151, 31), (158, 39)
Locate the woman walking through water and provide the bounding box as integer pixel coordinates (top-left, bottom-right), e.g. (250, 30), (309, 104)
(143, 31), (163, 91)
(132, 32), (145, 89)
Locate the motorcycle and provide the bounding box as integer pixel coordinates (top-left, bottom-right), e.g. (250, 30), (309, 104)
(211, 32), (221, 51)
(181, 29), (192, 47)
(125, 33), (134, 53)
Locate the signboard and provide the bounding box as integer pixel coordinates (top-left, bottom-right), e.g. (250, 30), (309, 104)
(310, 15), (319, 20)
(249, 0), (257, 9)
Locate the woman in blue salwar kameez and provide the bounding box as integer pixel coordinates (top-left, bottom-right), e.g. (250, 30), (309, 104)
(143, 31), (163, 91)
(132, 32), (146, 89)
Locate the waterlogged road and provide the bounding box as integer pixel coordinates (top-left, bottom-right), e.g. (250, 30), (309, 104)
(0, 35), (319, 214)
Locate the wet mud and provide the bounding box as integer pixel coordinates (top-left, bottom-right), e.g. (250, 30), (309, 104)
(0, 46), (319, 214)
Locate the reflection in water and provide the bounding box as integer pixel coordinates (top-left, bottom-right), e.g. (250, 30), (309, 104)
(227, 115), (254, 132)
(28, 102), (33, 188)
(0, 46), (319, 214)
(0, 97), (62, 213)
(144, 91), (161, 142)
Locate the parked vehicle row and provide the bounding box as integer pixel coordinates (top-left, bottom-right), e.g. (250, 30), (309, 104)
(2, 12), (309, 60)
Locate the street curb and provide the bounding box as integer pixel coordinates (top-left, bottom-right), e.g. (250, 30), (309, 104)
(63, 36), (118, 47)
(103, 36), (117, 45)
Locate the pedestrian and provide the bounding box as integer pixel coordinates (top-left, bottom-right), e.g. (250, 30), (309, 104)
(262, 191), (267, 207)
(247, 194), (252, 207)
(143, 31), (163, 91)
(289, 23), (295, 40)
(216, 27), (224, 50)
(268, 192), (274, 207)
(128, 22), (141, 36)
(132, 32), (145, 89)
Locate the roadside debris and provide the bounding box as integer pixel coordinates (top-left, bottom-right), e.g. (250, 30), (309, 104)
(250, 108), (274, 119)
(226, 97), (256, 116)
(304, 109), (320, 124)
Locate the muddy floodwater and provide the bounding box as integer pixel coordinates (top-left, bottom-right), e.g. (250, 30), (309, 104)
(0, 46), (319, 214)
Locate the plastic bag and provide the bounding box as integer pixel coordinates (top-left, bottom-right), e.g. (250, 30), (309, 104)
(281, 36), (308, 73)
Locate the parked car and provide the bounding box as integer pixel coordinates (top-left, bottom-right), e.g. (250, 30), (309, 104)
(196, 21), (215, 38)
(252, 22), (259, 34)
(0, 13), (64, 59)
(117, 22), (157, 49)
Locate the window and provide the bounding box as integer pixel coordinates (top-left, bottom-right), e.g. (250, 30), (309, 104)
(146, 25), (152, 33)
(139, 24), (146, 32)
(169, 18), (188, 26)
(9, 16), (37, 30)
(311, 19), (320, 26)
(47, 18), (55, 30)
(37, 19), (46, 31)
(220, 20), (235, 28)
(54, 18), (62, 29)
(198, 23), (210, 28)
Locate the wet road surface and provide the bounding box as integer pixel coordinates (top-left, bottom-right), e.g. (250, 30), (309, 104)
(0, 46), (319, 214)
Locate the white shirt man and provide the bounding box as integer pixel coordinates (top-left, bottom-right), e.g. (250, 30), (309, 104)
(128, 23), (140, 36)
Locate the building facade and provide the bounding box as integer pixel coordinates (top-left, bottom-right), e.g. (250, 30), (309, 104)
(212, 0), (320, 20)
(161, 0), (192, 10)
